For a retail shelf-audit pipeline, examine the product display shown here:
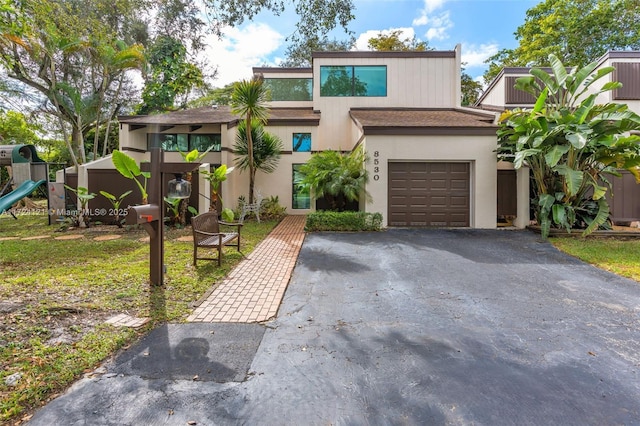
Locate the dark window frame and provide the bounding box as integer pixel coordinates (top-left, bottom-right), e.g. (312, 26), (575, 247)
(147, 133), (222, 152)
(319, 65), (387, 97)
(292, 164), (310, 209)
(292, 133), (312, 152)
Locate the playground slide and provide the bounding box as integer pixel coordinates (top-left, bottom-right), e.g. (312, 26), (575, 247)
(0, 179), (47, 215)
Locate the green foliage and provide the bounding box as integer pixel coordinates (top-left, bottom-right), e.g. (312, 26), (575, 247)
(0, 110), (40, 144)
(64, 185), (96, 227)
(188, 83), (235, 107)
(298, 146), (371, 211)
(497, 55), (640, 238)
(0, 0), (145, 166)
(205, 0), (354, 50)
(260, 195), (287, 220)
(201, 164), (234, 209)
(99, 189), (132, 227)
(367, 30), (430, 51)
(282, 37), (353, 67)
(233, 120), (283, 174)
(305, 211), (383, 232)
(230, 75), (271, 205)
(461, 71), (483, 106)
(0, 213), (278, 424)
(484, 0), (640, 83)
(164, 196), (181, 225)
(221, 207), (235, 222)
(111, 150), (149, 203)
(136, 36), (204, 114)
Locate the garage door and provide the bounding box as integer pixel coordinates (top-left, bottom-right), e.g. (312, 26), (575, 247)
(388, 162), (470, 227)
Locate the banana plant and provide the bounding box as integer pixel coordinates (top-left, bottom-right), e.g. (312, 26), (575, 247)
(498, 54), (640, 238)
(200, 164), (234, 210)
(99, 190), (132, 227)
(64, 185), (96, 228)
(111, 150), (150, 204)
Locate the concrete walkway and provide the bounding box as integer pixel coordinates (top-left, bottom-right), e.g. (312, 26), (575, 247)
(187, 215), (307, 323)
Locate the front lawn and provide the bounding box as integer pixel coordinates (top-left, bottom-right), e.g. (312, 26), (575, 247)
(550, 237), (640, 282)
(0, 212), (278, 423)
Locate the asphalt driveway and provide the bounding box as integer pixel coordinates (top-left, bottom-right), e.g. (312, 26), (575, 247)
(29, 229), (640, 425)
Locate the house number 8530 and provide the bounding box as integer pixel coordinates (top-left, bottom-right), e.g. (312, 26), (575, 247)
(373, 151), (380, 181)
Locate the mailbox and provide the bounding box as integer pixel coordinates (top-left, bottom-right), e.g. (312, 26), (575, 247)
(126, 204), (160, 225)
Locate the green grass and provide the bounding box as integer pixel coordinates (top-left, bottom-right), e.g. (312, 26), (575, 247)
(550, 237), (640, 282)
(0, 212), (278, 423)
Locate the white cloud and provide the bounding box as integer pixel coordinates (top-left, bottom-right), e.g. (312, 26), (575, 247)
(413, 0), (453, 42)
(413, 0), (448, 25)
(354, 27), (417, 51)
(204, 23), (284, 87)
(461, 42), (500, 68)
(423, 0), (447, 14)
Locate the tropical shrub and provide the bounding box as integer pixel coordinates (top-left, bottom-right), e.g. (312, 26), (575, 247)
(497, 55), (640, 238)
(298, 145), (371, 211)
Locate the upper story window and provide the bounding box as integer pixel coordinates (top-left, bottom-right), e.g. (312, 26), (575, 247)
(320, 65), (387, 97)
(293, 133), (311, 152)
(148, 134), (222, 152)
(264, 78), (313, 101)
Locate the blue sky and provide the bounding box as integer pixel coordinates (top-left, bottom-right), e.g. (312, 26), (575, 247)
(204, 0), (540, 86)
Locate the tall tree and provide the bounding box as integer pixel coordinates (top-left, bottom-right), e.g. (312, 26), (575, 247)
(0, 0), (144, 167)
(230, 76), (270, 204)
(136, 36), (205, 115)
(484, 0), (640, 83)
(281, 37), (353, 67)
(204, 0), (354, 49)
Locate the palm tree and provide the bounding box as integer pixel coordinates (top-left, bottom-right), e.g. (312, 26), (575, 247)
(233, 120), (283, 202)
(230, 75), (270, 204)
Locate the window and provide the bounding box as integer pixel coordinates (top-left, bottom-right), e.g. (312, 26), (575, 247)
(292, 164), (310, 209)
(264, 78), (313, 101)
(148, 134), (221, 152)
(320, 65), (387, 97)
(293, 133), (311, 152)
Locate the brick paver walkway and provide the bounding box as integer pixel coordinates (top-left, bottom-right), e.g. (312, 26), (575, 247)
(187, 215), (306, 323)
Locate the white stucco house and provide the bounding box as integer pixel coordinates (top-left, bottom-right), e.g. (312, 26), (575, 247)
(90, 45), (509, 229)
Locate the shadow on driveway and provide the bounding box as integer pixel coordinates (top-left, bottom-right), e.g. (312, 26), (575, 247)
(29, 229), (640, 425)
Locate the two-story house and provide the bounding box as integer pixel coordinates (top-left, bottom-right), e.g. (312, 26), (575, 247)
(78, 45), (507, 228)
(475, 51), (640, 224)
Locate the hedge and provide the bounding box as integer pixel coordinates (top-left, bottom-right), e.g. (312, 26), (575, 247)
(304, 211), (383, 232)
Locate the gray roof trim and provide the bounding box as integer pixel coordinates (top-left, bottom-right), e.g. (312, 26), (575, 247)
(253, 67), (312, 74)
(312, 50), (455, 59)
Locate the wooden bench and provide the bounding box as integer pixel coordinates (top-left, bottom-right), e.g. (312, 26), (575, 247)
(191, 211), (243, 266)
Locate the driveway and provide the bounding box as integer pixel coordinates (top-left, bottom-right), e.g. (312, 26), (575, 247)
(29, 229), (640, 425)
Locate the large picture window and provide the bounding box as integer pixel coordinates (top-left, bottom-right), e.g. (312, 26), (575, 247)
(320, 65), (387, 97)
(148, 134), (221, 152)
(292, 164), (310, 209)
(264, 78), (313, 101)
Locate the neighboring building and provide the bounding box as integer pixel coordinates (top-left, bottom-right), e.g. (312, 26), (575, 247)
(79, 45), (510, 228)
(474, 51), (640, 223)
